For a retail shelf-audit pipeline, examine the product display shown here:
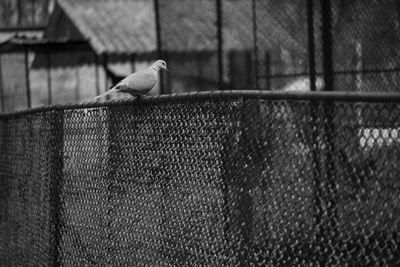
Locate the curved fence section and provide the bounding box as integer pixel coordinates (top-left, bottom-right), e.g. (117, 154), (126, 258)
(1, 91), (400, 266)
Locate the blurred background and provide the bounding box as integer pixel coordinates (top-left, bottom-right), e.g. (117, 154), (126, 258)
(1, 0), (400, 112)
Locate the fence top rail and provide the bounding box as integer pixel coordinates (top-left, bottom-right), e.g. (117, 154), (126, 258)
(2, 90), (400, 117)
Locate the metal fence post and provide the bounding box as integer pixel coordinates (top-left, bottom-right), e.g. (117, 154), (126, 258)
(252, 0), (259, 89)
(264, 51), (271, 90)
(309, 2), (323, 262)
(103, 53), (109, 92)
(154, 0), (165, 94)
(221, 98), (260, 265)
(216, 0), (224, 90)
(238, 98), (261, 265)
(308, 1), (324, 262)
(24, 45), (31, 109)
(0, 53), (4, 112)
(320, 0), (338, 265)
(106, 107), (117, 264)
(94, 52), (100, 96)
(130, 53), (136, 73)
(49, 110), (64, 266)
(0, 118), (10, 264)
(322, 0), (333, 92)
(307, 0), (316, 92)
(46, 52), (52, 105)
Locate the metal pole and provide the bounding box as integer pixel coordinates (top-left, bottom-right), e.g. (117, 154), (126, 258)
(103, 53), (108, 91)
(49, 110), (64, 267)
(322, 0), (333, 91)
(42, 0), (49, 23)
(17, 0), (22, 26)
(32, 0), (37, 24)
(216, 0), (224, 90)
(252, 0), (259, 89)
(154, 0), (164, 94)
(94, 52), (100, 96)
(46, 52), (52, 105)
(164, 52), (171, 93)
(307, 2), (322, 240)
(0, 53), (4, 112)
(307, 0), (316, 91)
(197, 53), (205, 91)
(321, 1), (337, 265)
(130, 53), (136, 73)
(264, 51), (270, 90)
(24, 45), (31, 108)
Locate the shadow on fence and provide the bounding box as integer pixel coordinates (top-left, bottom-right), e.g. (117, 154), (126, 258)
(1, 91), (400, 266)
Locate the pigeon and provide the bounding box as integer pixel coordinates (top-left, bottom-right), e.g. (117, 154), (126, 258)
(93, 60), (167, 100)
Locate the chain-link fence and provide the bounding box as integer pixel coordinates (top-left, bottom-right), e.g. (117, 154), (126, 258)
(0, 91), (400, 266)
(156, 0), (400, 93)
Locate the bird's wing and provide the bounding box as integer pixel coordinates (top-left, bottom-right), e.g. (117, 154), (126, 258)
(115, 68), (157, 94)
(92, 88), (117, 100)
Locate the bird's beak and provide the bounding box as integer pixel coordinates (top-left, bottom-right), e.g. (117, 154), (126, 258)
(165, 68), (169, 72)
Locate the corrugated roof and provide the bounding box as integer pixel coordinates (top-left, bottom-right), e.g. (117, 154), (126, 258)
(49, 0), (305, 55)
(158, 0), (306, 53)
(56, 0), (156, 55)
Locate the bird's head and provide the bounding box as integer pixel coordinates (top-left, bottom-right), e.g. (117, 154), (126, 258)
(152, 60), (168, 71)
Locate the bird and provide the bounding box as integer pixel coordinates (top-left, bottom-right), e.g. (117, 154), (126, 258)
(93, 60), (167, 100)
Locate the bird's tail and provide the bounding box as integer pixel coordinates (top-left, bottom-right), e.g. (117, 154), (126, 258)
(92, 88), (116, 100)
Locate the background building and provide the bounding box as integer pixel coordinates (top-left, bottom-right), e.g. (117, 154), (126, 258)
(1, 0), (400, 113)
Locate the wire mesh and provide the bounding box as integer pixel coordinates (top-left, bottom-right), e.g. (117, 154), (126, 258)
(158, 0), (219, 93)
(1, 92), (400, 266)
(331, 0), (400, 92)
(157, 0), (400, 93)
